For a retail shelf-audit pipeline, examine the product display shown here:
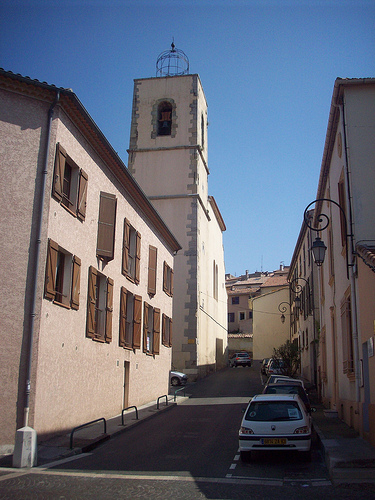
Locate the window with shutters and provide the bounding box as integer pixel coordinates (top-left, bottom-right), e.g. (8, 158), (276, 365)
(52, 143), (88, 221)
(86, 266), (113, 343)
(162, 314), (172, 347)
(96, 192), (117, 261)
(341, 290), (354, 376)
(163, 261), (173, 296)
(143, 302), (160, 355)
(122, 219), (141, 284)
(148, 245), (157, 296)
(119, 287), (142, 350)
(44, 238), (81, 309)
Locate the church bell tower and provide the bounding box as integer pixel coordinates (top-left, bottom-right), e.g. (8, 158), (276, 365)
(128, 43), (227, 379)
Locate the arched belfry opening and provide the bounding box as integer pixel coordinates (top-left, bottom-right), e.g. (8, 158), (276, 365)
(156, 41), (189, 77)
(158, 101), (172, 136)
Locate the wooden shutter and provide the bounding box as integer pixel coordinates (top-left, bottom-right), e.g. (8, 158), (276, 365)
(163, 262), (167, 293)
(153, 308), (160, 355)
(105, 277), (114, 343)
(135, 232), (141, 284)
(170, 269), (174, 296)
(119, 287), (127, 347)
(162, 313), (166, 346)
(44, 239), (58, 300)
(86, 266), (97, 338)
(77, 169), (88, 221)
(143, 302), (149, 353)
(71, 255), (81, 310)
(122, 218), (130, 275)
(169, 318), (173, 347)
(148, 245), (157, 295)
(133, 295), (142, 349)
(52, 143), (66, 201)
(96, 192), (117, 260)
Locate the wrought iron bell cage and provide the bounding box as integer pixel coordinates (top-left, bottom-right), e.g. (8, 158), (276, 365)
(156, 42), (189, 77)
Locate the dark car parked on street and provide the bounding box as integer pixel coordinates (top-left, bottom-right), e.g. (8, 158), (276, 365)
(262, 383), (312, 413)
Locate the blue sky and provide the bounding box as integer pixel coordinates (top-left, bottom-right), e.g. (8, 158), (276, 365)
(1, 0), (374, 276)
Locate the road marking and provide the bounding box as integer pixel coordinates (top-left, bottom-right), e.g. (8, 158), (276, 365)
(229, 463), (236, 470)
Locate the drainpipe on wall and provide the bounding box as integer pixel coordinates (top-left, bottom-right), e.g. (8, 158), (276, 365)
(13, 91), (60, 468)
(340, 98), (360, 405)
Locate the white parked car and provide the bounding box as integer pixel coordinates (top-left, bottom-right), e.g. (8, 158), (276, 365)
(170, 371), (188, 386)
(239, 394), (312, 462)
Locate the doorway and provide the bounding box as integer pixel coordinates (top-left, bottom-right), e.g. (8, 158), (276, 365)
(123, 361), (130, 409)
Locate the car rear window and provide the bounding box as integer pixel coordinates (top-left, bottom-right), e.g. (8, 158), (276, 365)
(245, 401), (303, 422)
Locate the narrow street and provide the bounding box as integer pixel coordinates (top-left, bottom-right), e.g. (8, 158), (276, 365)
(2, 366), (375, 498)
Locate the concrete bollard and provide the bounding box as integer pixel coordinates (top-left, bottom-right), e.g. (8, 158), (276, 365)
(12, 426), (37, 468)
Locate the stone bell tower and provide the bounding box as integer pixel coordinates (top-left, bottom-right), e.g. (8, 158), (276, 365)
(128, 43), (227, 379)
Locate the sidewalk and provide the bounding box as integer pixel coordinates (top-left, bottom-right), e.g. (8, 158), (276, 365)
(312, 402), (375, 484)
(0, 393), (189, 469)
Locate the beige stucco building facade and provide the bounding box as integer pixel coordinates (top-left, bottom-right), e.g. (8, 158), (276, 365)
(127, 73), (227, 379)
(306, 78), (375, 443)
(0, 69), (180, 453)
(252, 287), (290, 361)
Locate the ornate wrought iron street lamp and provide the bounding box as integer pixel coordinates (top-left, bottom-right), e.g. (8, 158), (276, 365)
(304, 198), (353, 278)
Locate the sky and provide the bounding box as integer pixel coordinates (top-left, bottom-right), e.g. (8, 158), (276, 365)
(1, 0), (374, 276)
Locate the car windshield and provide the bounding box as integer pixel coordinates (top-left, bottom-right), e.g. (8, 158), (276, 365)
(245, 401), (303, 422)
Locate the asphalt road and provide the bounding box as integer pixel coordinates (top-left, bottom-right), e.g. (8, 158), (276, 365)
(1, 366), (375, 498)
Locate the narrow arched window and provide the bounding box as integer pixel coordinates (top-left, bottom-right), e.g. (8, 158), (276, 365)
(201, 114), (205, 148)
(158, 102), (172, 136)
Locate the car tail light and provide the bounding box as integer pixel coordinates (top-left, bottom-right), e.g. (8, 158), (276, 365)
(293, 426), (309, 434)
(240, 426), (254, 435)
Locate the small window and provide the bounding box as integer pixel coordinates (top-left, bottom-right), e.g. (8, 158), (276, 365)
(232, 297), (239, 305)
(163, 261), (174, 296)
(122, 219), (141, 284)
(44, 238), (81, 310)
(162, 313), (173, 347)
(148, 245), (157, 296)
(96, 192), (117, 261)
(86, 266), (113, 343)
(119, 288), (142, 350)
(239, 312), (245, 321)
(143, 303), (160, 355)
(52, 143), (88, 220)
(228, 312), (235, 323)
(158, 102), (172, 136)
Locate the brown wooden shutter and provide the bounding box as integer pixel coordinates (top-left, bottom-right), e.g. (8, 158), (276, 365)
(96, 192), (117, 260)
(52, 144), (66, 201)
(153, 308), (160, 355)
(44, 239), (58, 300)
(135, 231), (141, 284)
(133, 294), (142, 349)
(148, 245), (157, 295)
(169, 318), (173, 347)
(122, 218), (130, 275)
(71, 255), (81, 310)
(162, 313), (166, 346)
(105, 277), (114, 343)
(77, 169), (88, 221)
(143, 302), (149, 352)
(86, 266), (97, 338)
(171, 269), (174, 297)
(163, 262), (167, 293)
(119, 287), (127, 347)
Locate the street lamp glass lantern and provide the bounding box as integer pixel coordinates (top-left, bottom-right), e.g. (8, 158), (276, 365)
(280, 314), (286, 324)
(311, 236), (327, 266)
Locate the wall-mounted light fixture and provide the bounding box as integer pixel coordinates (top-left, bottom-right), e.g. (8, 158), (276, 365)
(304, 198), (354, 279)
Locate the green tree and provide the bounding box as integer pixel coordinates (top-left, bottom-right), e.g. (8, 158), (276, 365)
(272, 340), (300, 377)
